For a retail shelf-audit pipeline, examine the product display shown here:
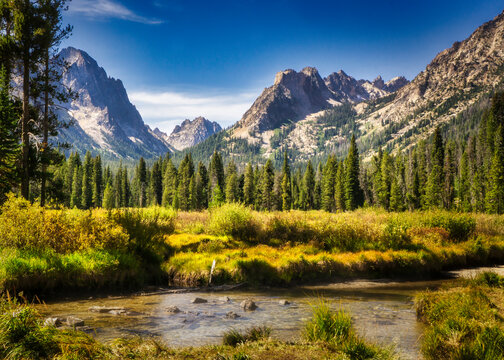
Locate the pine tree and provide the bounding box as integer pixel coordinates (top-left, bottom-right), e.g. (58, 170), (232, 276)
(378, 152), (392, 210)
(300, 161), (315, 210)
(457, 151), (471, 211)
(0, 67), (20, 202)
(281, 152), (291, 210)
(115, 164), (123, 208)
(209, 150), (225, 202)
(135, 157), (148, 207)
(335, 161), (345, 211)
(225, 172), (239, 203)
(92, 155), (102, 207)
(70, 165), (81, 208)
(149, 159), (163, 206)
(243, 163), (255, 206)
(322, 156), (336, 212)
(195, 162), (209, 209)
(177, 154), (194, 210)
(122, 167), (130, 207)
(344, 135), (363, 210)
(425, 128), (445, 208)
(162, 158), (178, 207)
(81, 152), (93, 209)
(102, 182), (115, 209)
(486, 125), (504, 213)
(261, 159), (275, 210)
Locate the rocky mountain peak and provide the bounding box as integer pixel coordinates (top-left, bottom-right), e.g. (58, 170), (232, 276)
(161, 117), (222, 151)
(56, 47), (170, 159)
(236, 67), (337, 133)
(372, 76), (385, 89)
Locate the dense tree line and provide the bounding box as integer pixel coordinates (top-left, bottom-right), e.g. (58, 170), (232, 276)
(37, 92), (504, 214)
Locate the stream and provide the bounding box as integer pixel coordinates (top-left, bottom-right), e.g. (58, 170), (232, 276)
(36, 266), (504, 360)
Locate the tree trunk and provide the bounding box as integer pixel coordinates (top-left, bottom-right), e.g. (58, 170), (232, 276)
(40, 51), (49, 206)
(21, 54), (30, 200)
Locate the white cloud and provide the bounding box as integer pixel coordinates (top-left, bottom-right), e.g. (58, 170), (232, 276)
(129, 90), (257, 134)
(69, 0), (163, 25)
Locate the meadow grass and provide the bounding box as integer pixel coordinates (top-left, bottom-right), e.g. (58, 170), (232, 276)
(164, 204), (504, 286)
(415, 272), (504, 360)
(1, 195), (504, 293)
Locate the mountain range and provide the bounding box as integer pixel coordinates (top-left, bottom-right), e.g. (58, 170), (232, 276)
(56, 9), (504, 166)
(56, 48), (221, 159)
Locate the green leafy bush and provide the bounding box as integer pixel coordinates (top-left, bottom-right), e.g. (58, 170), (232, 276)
(208, 204), (259, 241)
(424, 212), (476, 242)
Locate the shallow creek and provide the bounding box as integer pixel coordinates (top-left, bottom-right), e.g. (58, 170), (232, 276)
(36, 266), (504, 360)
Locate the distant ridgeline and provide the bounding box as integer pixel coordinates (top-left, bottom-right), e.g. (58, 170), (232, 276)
(45, 91), (504, 214)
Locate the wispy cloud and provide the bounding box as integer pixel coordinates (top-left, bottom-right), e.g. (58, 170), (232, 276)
(69, 0), (163, 25)
(129, 90), (257, 134)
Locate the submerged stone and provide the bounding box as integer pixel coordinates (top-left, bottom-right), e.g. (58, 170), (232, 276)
(240, 299), (257, 311)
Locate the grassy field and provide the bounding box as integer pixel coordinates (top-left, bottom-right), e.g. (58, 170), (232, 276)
(1, 196), (504, 294)
(0, 295), (397, 360)
(415, 272), (504, 360)
(165, 203), (504, 286)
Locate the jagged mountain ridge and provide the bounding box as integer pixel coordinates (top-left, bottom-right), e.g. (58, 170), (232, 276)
(354, 10), (504, 155)
(179, 10), (504, 167)
(153, 117), (222, 151)
(56, 47), (170, 160)
(233, 67), (405, 139)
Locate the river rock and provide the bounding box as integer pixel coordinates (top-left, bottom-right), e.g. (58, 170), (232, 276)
(165, 306), (181, 314)
(225, 311), (240, 319)
(240, 299), (257, 311)
(65, 316), (85, 327)
(219, 296), (231, 303)
(44, 317), (64, 327)
(279, 300), (290, 305)
(89, 306), (126, 313)
(191, 297), (208, 304)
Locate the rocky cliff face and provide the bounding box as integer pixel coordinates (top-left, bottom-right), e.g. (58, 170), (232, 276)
(323, 71), (407, 103)
(154, 117), (222, 151)
(235, 67), (340, 134)
(56, 47), (170, 159)
(356, 10), (504, 153)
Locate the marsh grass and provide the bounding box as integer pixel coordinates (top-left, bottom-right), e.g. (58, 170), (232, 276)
(303, 299), (398, 359)
(222, 326), (271, 346)
(416, 271), (504, 360)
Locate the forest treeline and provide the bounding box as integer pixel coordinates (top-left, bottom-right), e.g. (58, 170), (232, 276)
(0, 2), (503, 214)
(35, 91), (504, 214)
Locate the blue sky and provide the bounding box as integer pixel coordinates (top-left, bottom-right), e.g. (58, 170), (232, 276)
(63, 0), (504, 133)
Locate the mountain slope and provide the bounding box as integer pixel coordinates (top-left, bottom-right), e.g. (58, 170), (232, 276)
(181, 10), (504, 167)
(355, 10), (504, 155)
(56, 47), (170, 160)
(153, 117), (222, 151)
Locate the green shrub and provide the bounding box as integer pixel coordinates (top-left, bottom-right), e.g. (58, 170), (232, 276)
(109, 207), (175, 259)
(380, 219), (411, 250)
(208, 204), (259, 241)
(0, 195), (129, 253)
(424, 212), (476, 242)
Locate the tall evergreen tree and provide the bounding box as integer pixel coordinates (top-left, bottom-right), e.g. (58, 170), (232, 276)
(322, 156), (336, 212)
(243, 163), (255, 206)
(195, 162), (209, 209)
(209, 150), (225, 202)
(149, 158), (163, 206)
(300, 161), (315, 210)
(486, 125), (504, 213)
(92, 155), (102, 207)
(162, 158), (178, 208)
(344, 135), (363, 210)
(0, 67), (19, 202)
(261, 159), (275, 210)
(81, 152), (93, 209)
